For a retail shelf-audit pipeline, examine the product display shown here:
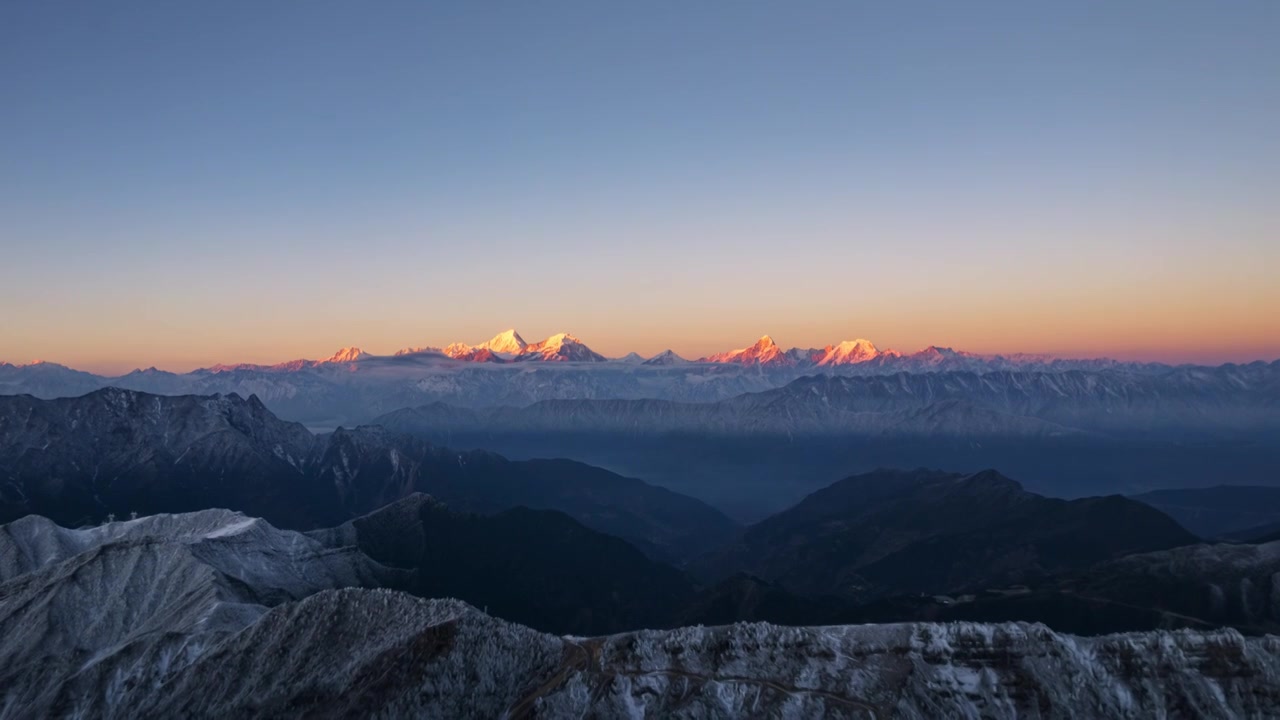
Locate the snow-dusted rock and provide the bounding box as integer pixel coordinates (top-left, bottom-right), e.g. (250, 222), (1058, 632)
(2, 509), (1279, 719)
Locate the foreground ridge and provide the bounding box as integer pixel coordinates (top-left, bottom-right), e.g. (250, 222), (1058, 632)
(2, 509), (1279, 718)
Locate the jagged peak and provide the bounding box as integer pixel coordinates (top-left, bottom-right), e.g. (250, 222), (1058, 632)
(699, 335), (791, 365)
(318, 347), (370, 364)
(394, 345), (443, 357)
(514, 332), (605, 362)
(525, 333), (581, 351)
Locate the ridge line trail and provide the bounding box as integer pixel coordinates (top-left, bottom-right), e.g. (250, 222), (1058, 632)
(504, 639), (879, 718)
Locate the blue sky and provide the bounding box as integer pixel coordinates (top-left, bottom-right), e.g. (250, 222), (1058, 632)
(2, 1), (1277, 371)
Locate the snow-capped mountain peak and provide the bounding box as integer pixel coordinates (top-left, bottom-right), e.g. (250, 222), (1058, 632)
(320, 347), (370, 364)
(699, 334), (793, 366)
(817, 338), (881, 366)
(440, 329), (529, 361)
(536, 332), (573, 348)
(517, 333), (606, 362)
(477, 329), (528, 355)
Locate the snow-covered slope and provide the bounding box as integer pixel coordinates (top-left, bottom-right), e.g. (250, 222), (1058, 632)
(698, 335), (794, 366)
(2, 509), (1278, 719)
(816, 338), (882, 365)
(443, 329), (529, 360)
(477, 328), (528, 355)
(516, 332), (607, 362)
(0, 510), (393, 718)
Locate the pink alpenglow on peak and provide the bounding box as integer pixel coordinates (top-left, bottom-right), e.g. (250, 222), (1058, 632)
(438, 330), (604, 362)
(816, 339), (881, 366)
(320, 347), (371, 364)
(451, 347), (507, 363)
(516, 333), (607, 362)
(698, 335), (794, 366)
(441, 342), (474, 359)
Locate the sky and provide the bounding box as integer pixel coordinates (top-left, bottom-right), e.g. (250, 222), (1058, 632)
(2, 1), (1278, 374)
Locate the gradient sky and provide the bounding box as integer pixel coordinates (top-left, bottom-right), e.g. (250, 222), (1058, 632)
(2, 1), (1278, 374)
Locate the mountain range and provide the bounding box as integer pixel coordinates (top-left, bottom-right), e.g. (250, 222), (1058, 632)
(5, 388), (1255, 634)
(6, 386), (1280, 716)
(2, 329), (1189, 375)
(4, 329), (1236, 429)
(0, 389), (1235, 613)
(377, 362), (1280, 439)
(363, 360), (1280, 519)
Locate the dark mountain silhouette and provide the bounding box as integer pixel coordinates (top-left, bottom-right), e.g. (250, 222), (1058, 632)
(311, 494), (696, 635)
(697, 468), (1199, 600)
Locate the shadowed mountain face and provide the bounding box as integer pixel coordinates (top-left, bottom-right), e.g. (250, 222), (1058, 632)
(697, 469), (1199, 601)
(0, 389), (737, 562)
(2, 507), (1279, 719)
(310, 494), (696, 635)
(856, 537), (1280, 638)
(0, 388), (330, 527)
(313, 425), (736, 562)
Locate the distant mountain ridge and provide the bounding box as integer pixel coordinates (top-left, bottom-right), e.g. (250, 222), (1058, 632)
(377, 361), (1280, 438)
(3, 327), (1203, 375)
(6, 330), (1268, 429)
